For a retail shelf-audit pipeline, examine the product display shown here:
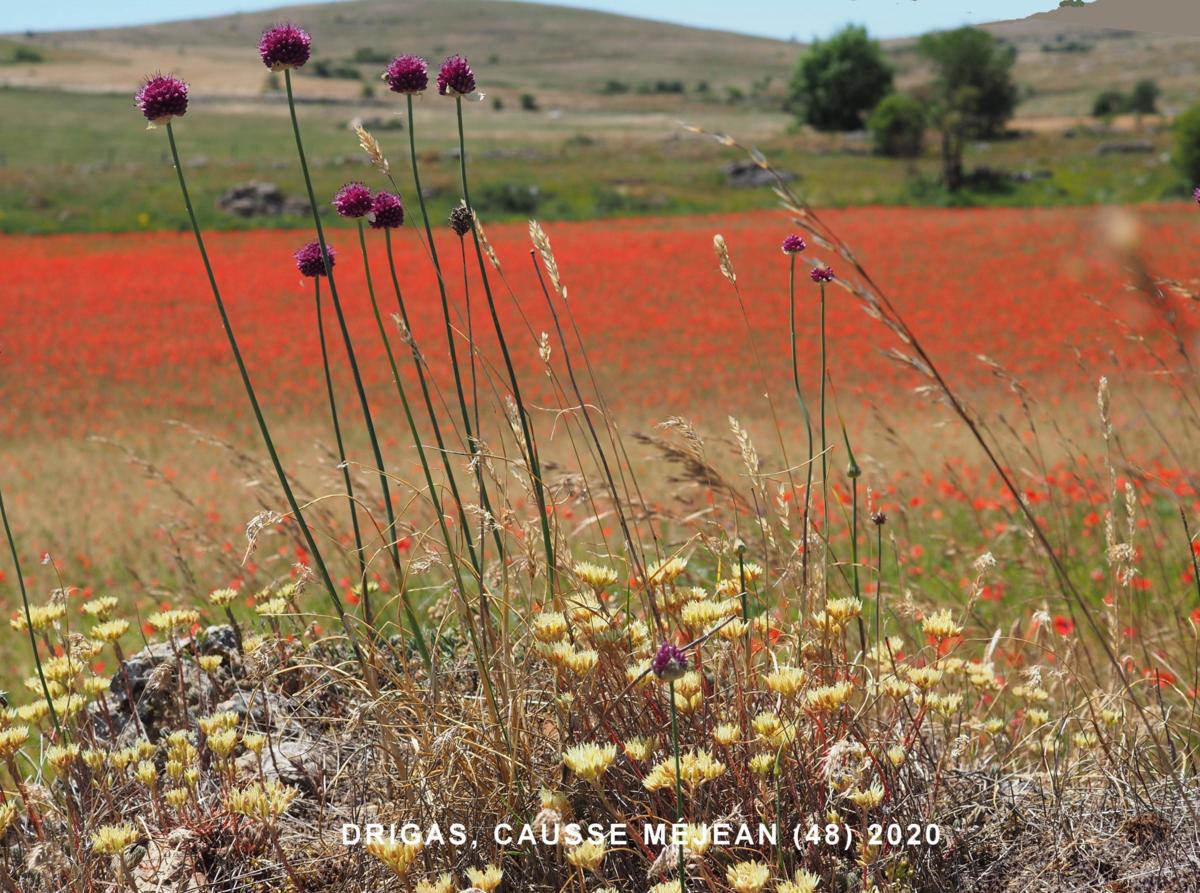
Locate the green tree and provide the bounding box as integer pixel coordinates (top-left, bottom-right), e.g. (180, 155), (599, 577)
(1129, 79), (1160, 116)
(1174, 102), (1200, 186)
(787, 26), (894, 132)
(1092, 90), (1127, 119)
(917, 27), (1019, 190)
(867, 93), (926, 157)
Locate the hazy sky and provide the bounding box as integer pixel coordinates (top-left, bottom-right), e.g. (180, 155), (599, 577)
(10, 0), (1067, 40)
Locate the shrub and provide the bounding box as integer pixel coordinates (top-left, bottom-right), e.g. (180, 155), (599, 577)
(867, 93), (926, 157)
(520, 92), (538, 111)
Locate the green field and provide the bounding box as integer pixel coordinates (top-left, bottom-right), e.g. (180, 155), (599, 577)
(0, 84), (1192, 235)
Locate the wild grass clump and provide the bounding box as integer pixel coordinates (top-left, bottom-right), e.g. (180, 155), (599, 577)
(0, 22), (1198, 893)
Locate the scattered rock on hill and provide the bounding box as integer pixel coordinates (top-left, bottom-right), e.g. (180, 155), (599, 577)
(723, 160), (796, 188)
(217, 181), (310, 218)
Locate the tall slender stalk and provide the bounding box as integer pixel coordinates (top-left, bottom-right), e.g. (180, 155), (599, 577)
(163, 122), (361, 664)
(788, 256), (816, 601)
(529, 250), (647, 587)
(0, 487), (61, 737)
(819, 281), (829, 604)
(313, 277), (369, 621)
(283, 70), (428, 664)
(403, 94), (503, 573)
(454, 96), (558, 603)
(668, 678), (685, 893)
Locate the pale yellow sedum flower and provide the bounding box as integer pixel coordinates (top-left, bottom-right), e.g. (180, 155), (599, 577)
(533, 612), (568, 643)
(566, 840), (606, 872)
(563, 743), (617, 784)
(846, 782), (885, 809)
(366, 840), (422, 877)
(922, 609), (963, 641)
(713, 722), (742, 746)
(82, 596), (120, 619)
(726, 859), (771, 893)
(778, 868), (821, 893)
(91, 823), (139, 855)
(807, 682), (853, 712)
(766, 666), (807, 698)
(466, 864), (503, 892)
(90, 619), (129, 644)
(623, 737), (654, 762)
(226, 779), (298, 822)
(208, 588), (238, 607)
(414, 874), (454, 893)
(574, 562), (619, 590)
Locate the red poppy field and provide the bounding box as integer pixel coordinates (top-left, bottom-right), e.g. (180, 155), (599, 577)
(3, 204), (1199, 598)
(6, 204), (1198, 438)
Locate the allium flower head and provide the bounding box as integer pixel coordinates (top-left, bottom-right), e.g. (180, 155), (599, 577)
(449, 203), (475, 237)
(652, 641), (687, 681)
(295, 241), (334, 277)
(332, 182), (373, 218)
(811, 265), (835, 283)
(369, 191), (405, 229)
(258, 23), (311, 71)
(1194, 186), (1200, 205)
(136, 74), (189, 124)
(437, 54), (476, 96)
(781, 234), (807, 254)
(384, 54), (429, 94)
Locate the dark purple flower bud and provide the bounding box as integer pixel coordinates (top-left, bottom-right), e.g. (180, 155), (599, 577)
(781, 234), (807, 255)
(135, 74), (189, 124)
(259, 23), (311, 71)
(295, 241), (334, 277)
(652, 642), (688, 682)
(332, 182), (373, 219)
(384, 54), (429, 95)
(449, 204), (474, 238)
(870, 510), (887, 526)
(810, 265), (835, 283)
(369, 191), (405, 229)
(437, 55), (476, 97)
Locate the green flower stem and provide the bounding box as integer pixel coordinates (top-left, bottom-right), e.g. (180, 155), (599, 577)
(314, 277), (369, 620)
(382, 230), (500, 639)
(454, 95), (557, 605)
(163, 121), (361, 665)
(668, 678), (685, 893)
(361, 226), (509, 750)
(360, 223), (481, 578)
(788, 256), (816, 603)
(404, 94), (503, 573)
(819, 281), (829, 604)
(284, 70), (427, 664)
(0, 487), (61, 737)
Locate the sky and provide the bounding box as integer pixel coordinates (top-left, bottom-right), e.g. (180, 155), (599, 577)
(9, 0), (1069, 40)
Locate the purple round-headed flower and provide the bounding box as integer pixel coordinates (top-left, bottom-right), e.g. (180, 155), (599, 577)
(1194, 186), (1200, 205)
(259, 23), (311, 71)
(781, 234), (807, 255)
(135, 74), (189, 124)
(333, 182), (373, 219)
(384, 54), (429, 95)
(449, 204), (474, 238)
(810, 265), (835, 283)
(652, 642), (688, 682)
(369, 191), (405, 229)
(437, 55), (476, 97)
(295, 241), (334, 277)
